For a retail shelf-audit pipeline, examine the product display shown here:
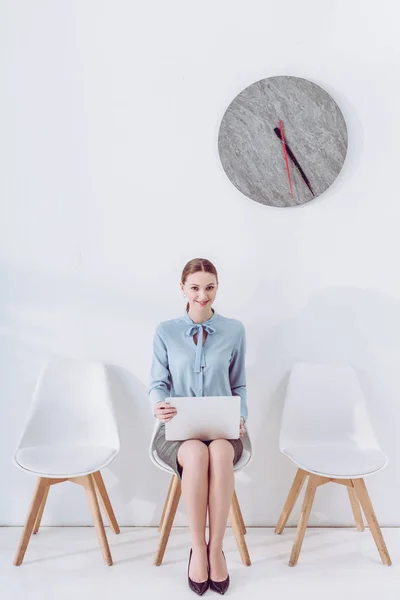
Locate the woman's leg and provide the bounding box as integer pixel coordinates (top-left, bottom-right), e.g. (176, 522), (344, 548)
(177, 440), (209, 583)
(207, 439), (235, 581)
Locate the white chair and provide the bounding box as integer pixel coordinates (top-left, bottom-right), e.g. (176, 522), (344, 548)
(149, 419), (253, 566)
(275, 362), (392, 566)
(13, 358), (121, 566)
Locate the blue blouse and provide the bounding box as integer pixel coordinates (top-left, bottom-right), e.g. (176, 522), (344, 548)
(149, 310), (248, 421)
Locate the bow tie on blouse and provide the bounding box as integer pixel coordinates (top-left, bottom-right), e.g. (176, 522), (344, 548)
(186, 323), (216, 373)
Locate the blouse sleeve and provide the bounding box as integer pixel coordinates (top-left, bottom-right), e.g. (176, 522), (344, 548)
(229, 322), (248, 422)
(149, 324), (171, 411)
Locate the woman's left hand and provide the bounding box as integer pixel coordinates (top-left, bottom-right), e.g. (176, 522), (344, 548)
(239, 417), (246, 437)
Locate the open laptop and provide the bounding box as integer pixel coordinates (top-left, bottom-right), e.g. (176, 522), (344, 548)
(165, 395), (241, 441)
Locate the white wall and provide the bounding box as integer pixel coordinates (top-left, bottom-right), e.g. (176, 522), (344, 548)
(1, 0), (400, 526)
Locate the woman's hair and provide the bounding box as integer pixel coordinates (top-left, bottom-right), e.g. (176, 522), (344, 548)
(181, 258), (219, 312)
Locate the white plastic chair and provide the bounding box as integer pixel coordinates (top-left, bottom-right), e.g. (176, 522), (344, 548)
(275, 362), (391, 566)
(13, 358), (121, 566)
(149, 419), (253, 566)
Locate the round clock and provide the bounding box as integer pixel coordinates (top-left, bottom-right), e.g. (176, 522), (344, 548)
(218, 76), (348, 207)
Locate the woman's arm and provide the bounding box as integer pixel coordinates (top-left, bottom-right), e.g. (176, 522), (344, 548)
(149, 324), (171, 411)
(229, 322), (248, 422)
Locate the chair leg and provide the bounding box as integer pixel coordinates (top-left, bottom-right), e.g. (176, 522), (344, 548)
(33, 486), (50, 534)
(159, 475), (175, 532)
(14, 477), (49, 565)
(232, 490), (246, 535)
(347, 486), (364, 532)
(352, 478), (392, 566)
(92, 471), (120, 534)
(289, 474), (318, 567)
(275, 468), (308, 534)
(82, 474), (113, 566)
(154, 475), (181, 566)
(229, 494), (251, 566)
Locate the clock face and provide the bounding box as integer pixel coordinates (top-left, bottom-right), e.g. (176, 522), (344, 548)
(218, 76), (348, 207)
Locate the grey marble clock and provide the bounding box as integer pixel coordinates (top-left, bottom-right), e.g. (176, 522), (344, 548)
(218, 76), (348, 207)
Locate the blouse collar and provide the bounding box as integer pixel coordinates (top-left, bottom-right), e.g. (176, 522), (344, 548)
(183, 308), (217, 326)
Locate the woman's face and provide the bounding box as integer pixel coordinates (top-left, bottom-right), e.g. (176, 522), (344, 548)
(181, 271), (218, 310)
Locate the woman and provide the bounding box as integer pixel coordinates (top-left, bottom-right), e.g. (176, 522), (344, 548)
(149, 258), (248, 595)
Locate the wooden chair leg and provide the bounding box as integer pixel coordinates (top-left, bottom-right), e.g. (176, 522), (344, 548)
(275, 468), (308, 534)
(14, 478), (49, 565)
(82, 474), (113, 566)
(232, 490), (246, 535)
(159, 475), (175, 532)
(229, 494), (251, 566)
(33, 486), (50, 534)
(347, 486), (364, 531)
(352, 478), (392, 566)
(289, 474), (318, 567)
(92, 471), (120, 534)
(154, 475), (181, 566)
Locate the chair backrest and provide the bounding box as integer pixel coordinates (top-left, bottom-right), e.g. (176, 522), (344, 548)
(279, 362), (380, 452)
(236, 424), (253, 472)
(149, 419), (171, 473)
(16, 358), (120, 451)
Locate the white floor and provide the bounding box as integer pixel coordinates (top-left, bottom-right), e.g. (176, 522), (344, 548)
(1, 526), (399, 600)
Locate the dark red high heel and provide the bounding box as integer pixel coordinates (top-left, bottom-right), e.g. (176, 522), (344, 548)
(188, 548), (209, 596)
(209, 549), (230, 595)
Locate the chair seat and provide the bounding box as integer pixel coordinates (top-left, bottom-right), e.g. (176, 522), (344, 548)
(15, 445), (119, 477)
(282, 443), (387, 478)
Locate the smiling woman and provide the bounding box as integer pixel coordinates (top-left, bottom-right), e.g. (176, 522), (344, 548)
(149, 257), (248, 594)
(180, 258), (219, 319)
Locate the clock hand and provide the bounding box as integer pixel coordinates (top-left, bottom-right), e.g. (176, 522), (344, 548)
(278, 120), (294, 199)
(274, 128), (315, 196)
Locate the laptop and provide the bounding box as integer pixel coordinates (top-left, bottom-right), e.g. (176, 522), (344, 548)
(164, 395), (241, 441)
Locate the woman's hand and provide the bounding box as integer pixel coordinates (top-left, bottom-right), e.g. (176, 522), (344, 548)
(239, 417), (246, 437)
(154, 401), (177, 423)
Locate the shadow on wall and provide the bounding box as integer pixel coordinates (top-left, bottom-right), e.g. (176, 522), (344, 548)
(244, 285), (400, 526)
(0, 260), (175, 525)
(105, 364), (176, 527)
(2, 262), (400, 526)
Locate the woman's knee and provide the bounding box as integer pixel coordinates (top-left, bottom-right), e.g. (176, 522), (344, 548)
(208, 439), (235, 464)
(178, 440), (209, 467)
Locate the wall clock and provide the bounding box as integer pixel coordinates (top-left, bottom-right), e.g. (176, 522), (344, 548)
(218, 76), (348, 207)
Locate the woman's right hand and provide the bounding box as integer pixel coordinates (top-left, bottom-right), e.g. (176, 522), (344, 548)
(154, 401), (177, 422)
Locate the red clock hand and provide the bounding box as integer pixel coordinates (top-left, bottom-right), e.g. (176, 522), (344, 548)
(279, 120), (294, 199)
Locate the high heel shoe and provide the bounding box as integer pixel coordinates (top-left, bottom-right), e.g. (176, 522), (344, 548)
(188, 548), (209, 596)
(209, 550), (230, 595)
